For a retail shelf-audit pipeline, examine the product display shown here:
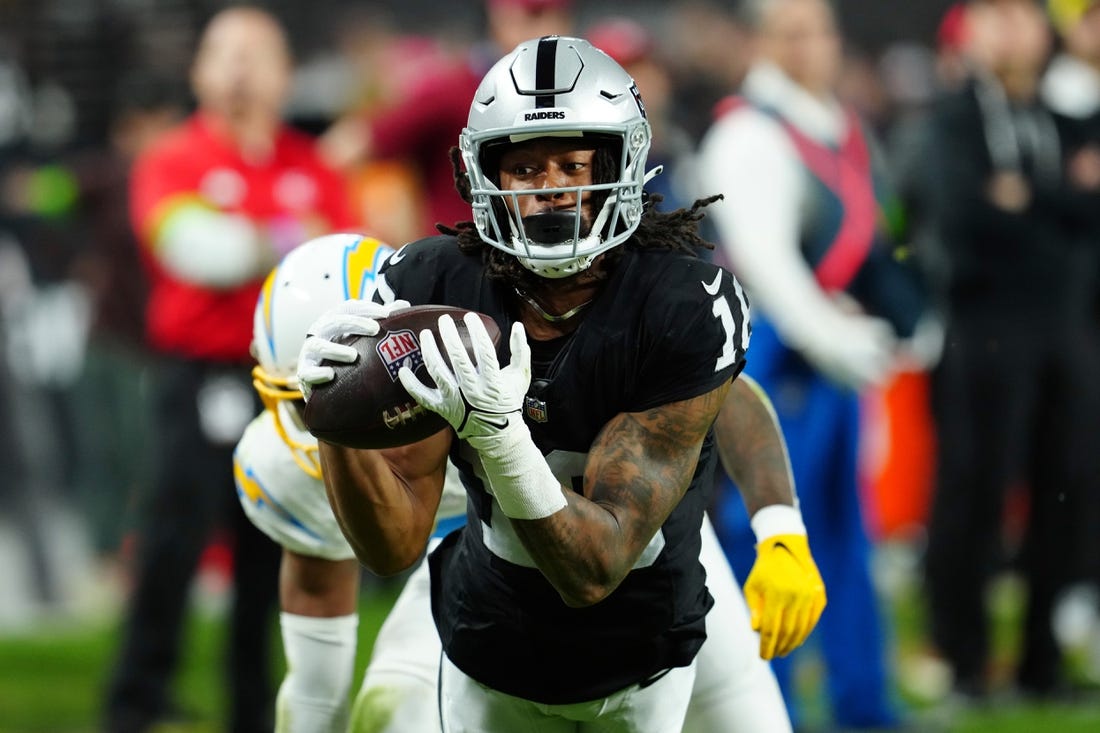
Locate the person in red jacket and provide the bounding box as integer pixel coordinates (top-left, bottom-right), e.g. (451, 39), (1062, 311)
(103, 7), (355, 733)
(319, 0), (574, 237)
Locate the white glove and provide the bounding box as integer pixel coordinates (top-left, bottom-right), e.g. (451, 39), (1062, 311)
(800, 313), (897, 392)
(400, 314), (565, 520)
(296, 299), (410, 401)
(398, 313), (531, 442)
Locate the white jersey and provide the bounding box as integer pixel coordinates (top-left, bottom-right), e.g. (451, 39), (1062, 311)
(234, 402), (467, 560)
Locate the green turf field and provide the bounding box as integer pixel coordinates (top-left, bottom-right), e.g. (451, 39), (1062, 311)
(1, 571), (1098, 732)
(0, 582), (402, 733)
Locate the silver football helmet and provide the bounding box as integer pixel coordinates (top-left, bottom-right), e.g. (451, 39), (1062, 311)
(460, 35), (659, 279)
(251, 232), (392, 477)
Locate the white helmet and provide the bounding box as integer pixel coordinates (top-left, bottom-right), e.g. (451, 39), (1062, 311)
(251, 232), (393, 477)
(460, 35), (658, 279)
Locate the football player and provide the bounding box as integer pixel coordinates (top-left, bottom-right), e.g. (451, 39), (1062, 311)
(299, 37), (825, 731)
(239, 232), (813, 733)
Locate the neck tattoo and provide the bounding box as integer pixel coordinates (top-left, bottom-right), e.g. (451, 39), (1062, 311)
(514, 287), (593, 323)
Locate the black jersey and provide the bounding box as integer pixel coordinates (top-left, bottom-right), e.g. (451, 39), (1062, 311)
(373, 235), (749, 704)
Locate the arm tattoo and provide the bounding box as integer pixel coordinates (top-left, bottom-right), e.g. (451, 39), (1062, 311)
(510, 382), (731, 606)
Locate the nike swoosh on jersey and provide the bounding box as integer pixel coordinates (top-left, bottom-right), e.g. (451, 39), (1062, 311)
(702, 271), (722, 295)
(388, 244), (409, 266)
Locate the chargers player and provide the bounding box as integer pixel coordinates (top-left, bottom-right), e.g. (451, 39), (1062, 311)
(236, 232), (466, 732)
(298, 37), (826, 731)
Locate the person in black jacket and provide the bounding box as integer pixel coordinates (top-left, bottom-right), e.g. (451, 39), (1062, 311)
(922, 0), (1100, 702)
(1041, 0), (1100, 683)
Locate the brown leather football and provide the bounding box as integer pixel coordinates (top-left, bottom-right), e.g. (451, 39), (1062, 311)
(303, 305), (501, 449)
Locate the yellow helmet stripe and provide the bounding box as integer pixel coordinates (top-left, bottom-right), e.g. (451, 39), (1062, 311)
(343, 236), (392, 300)
(260, 265), (279, 362)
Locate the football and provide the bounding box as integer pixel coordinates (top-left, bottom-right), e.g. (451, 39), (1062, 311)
(302, 305), (501, 449)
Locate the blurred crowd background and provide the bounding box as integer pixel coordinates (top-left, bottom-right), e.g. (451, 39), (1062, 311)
(4, 0), (1100, 730)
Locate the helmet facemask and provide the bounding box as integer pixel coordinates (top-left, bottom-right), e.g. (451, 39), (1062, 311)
(470, 135), (638, 278)
(251, 366), (322, 479)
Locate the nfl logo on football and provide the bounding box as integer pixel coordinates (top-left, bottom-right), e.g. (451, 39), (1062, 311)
(376, 329), (424, 381)
(524, 395), (548, 423)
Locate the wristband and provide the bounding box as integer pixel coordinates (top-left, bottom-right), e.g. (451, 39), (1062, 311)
(750, 504), (807, 542)
(469, 419), (567, 520)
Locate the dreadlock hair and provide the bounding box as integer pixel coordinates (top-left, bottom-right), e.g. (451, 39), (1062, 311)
(438, 146), (722, 291)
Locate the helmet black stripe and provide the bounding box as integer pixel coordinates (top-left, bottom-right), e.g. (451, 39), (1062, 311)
(534, 36), (558, 109)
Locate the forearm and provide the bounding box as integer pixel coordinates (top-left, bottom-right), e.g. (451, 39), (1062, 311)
(318, 441), (441, 575)
(714, 375), (795, 516)
(470, 424), (635, 606)
(510, 492), (637, 608)
(505, 392), (723, 606)
(728, 376), (824, 657)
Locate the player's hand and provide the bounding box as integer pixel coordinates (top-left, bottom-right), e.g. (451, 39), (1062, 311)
(802, 314), (896, 392)
(296, 299), (410, 401)
(404, 316), (563, 520)
(743, 534), (827, 660)
(399, 314), (530, 441)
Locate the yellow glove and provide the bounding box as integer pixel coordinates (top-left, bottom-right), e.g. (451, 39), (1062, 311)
(743, 533), (827, 660)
